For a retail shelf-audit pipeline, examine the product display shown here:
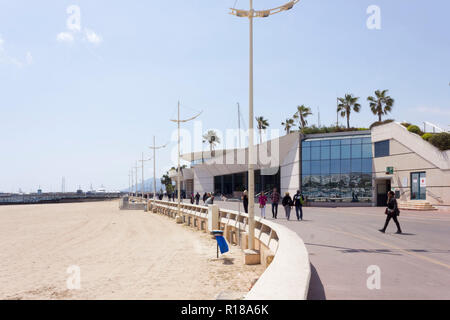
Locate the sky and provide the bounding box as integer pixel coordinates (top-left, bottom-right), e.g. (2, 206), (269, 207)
(0, 0), (449, 193)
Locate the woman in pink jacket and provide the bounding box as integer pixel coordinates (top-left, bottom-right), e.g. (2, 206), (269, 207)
(258, 193), (268, 219)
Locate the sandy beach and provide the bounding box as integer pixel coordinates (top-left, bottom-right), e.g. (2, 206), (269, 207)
(0, 200), (264, 300)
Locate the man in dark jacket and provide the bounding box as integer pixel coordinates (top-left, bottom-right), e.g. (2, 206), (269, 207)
(379, 191), (402, 234)
(293, 190), (304, 221)
(195, 192), (200, 205)
(270, 188), (280, 219)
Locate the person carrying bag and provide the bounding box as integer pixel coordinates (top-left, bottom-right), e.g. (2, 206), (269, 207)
(379, 191), (402, 234)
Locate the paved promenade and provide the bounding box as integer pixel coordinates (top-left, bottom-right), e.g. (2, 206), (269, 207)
(198, 200), (450, 300)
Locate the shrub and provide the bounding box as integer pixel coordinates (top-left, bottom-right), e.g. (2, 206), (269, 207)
(302, 125), (368, 135)
(429, 132), (450, 151)
(401, 122), (411, 128)
(407, 125), (423, 135)
(370, 119), (394, 129)
(422, 133), (433, 141)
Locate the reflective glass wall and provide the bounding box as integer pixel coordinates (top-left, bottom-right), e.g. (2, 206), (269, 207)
(213, 168), (280, 196)
(301, 135), (373, 203)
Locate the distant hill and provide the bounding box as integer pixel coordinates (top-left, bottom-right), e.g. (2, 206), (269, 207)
(123, 177), (164, 193)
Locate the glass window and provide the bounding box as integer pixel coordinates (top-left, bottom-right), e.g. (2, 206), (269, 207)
(350, 173), (361, 188)
(330, 159), (341, 174)
(362, 144), (372, 158)
(341, 145), (351, 159)
(302, 146), (311, 160)
(320, 139), (330, 146)
(302, 175), (310, 187)
(214, 176), (222, 194)
(341, 159), (351, 173)
(310, 175), (321, 188)
(311, 140), (321, 147)
(321, 146), (330, 160)
(374, 140), (390, 157)
(311, 147), (321, 160)
(311, 161), (321, 174)
(302, 161), (310, 175)
(351, 144), (362, 158)
(362, 137), (372, 144)
(361, 174), (372, 199)
(351, 158), (362, 172)
(341, 138), (351, 145)
(330, 139), (341, 146)
(322, 175), (331, 188)
(302, 141), (311, 148)
(362, 159), (372, 173)
(330, 146), (340, 159)
(351, 138), (362, 144)
(321, 160), (330, 174)
(329, 175), (340, 196)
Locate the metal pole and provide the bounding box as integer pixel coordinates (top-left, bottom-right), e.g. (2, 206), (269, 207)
(238, 102), (241, 148)
(248, 0), (255, 251)
(177, 101), (181, 218)
(141, 152), (145, 201)
(153, 136), (156, 208)
(135, 161), (138, 198)
(336, 98), (339, 127)
(131, 168), (134, 197)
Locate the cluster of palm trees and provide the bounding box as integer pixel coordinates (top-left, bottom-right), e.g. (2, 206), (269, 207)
(282, 89), (395, 133)
(201, 89), (394, 151)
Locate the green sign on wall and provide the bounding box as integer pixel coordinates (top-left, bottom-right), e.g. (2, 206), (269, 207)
(386, 167), (394, 175)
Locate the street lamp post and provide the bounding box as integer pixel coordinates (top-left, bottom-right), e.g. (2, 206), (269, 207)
(138, 152), (152, 202)
(149, 136), (168, 209)
(170, 101), (202, 219)
(128, 170), (132, 196)
(230, 0), (299, 251)
(130, 168), (134, 197)
(134, 161), (139, 199)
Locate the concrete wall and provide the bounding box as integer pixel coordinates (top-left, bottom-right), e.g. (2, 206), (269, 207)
(190, 133), (301, 196)
(372, 122), (450, 205)
(280, 134), (301, 196)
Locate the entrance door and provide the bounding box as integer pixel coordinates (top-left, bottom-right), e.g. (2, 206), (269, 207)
(377, 180), (391, 206)
(411, 172), (426, 200)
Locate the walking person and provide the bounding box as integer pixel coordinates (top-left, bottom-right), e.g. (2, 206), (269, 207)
(195, 192), (200, 205)
(293, 190), (304, 221)
(203, 192), (208, 204)
(205, 194), (215, 205)
(379, 191), (402, 234)
(242, 190), (248, 214)
(190, 193), (194, 204)
(282, 192), (293, 221)
(259, 192), (268, 219)
(270, 188), (280, 219)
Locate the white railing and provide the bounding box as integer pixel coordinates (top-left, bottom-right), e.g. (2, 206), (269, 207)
(148, 199), (311, 300)
(423, 121), (448, 133)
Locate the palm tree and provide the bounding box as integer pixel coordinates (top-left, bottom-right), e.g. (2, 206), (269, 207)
(337, 94), (361, 129)
(202, 130), (220, 154)
(255, 116), (269, 144)
(293, 105), (312, 133)
(281, 118), (295, 135)
(367, 89), (394, 122)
